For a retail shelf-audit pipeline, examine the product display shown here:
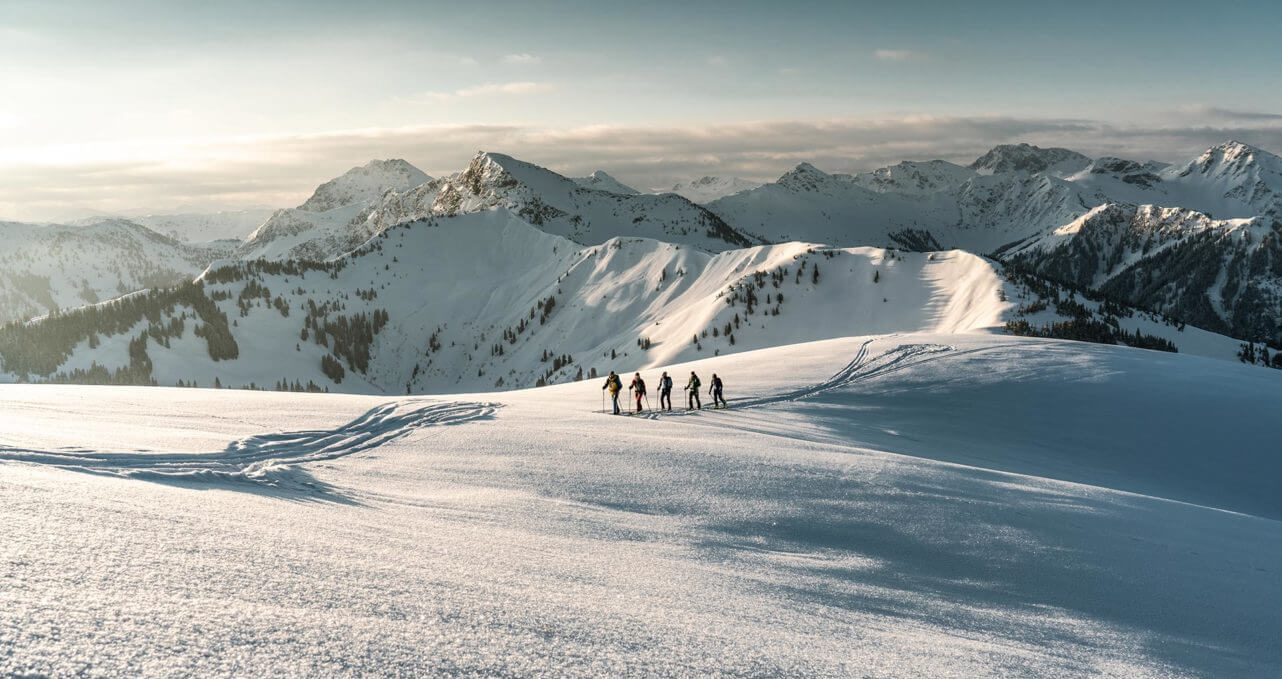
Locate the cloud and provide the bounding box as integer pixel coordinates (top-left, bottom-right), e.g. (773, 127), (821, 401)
(415, 81), (550, 101)
(707, 55), (729, 67)
(2, 114), (1280, 221)
(874, 49), (927, 62)
(501, 53), (541, 65)
(1197, 107), (1282, 121)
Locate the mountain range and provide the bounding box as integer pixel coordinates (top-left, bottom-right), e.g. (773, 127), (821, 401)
(2, 140), (1279, 390)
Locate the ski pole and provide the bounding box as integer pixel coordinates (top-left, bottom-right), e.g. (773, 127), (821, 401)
(601, 390), (605, 414)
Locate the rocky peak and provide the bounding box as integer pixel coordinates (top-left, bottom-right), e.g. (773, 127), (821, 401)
(969, 143), (1090, 175)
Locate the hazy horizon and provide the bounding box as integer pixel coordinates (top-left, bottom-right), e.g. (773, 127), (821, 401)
(3, 0), (1281, 221)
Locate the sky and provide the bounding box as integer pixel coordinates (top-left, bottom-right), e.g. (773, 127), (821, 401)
(2, 0), (1281, 220)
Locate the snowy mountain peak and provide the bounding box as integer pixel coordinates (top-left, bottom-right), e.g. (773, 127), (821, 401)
(298, 159), (431, 212)
(777, 162), (840, 191)
(1187, 140), (1278, 176)
(460, 151), (564, 194)
(1166, 140), (1282, 219)
(571, 170), (640, 195)
(970, 143), (1091, 175)
(851, 159), (978, 195)
(661, 176), (763, 203)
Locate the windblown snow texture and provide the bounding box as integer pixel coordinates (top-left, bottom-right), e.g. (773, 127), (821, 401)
(1, 334), (1279, 676)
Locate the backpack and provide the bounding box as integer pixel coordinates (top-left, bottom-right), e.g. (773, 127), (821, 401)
(690, 376), (701, 390)
(660, 376), (672, 390)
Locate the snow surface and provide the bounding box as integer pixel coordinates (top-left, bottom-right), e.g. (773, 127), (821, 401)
(2, 333), (1279, 676)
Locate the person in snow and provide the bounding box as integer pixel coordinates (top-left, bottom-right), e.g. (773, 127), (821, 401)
(686, 371), (702, 410)
(658, 371), (674, 411)
(602, 371), (623, 414)
(629, 372), (647, 413)
(709, 373), (727, 408)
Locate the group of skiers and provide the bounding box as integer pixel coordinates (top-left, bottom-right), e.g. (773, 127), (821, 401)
(601, 369), (726, 414)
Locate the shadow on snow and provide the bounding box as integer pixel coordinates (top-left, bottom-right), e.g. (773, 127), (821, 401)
(0, 400), (499, 504)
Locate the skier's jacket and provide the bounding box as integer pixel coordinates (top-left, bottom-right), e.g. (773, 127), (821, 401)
(603, 374), (622, 394)
(631, 377), (646, 394)
(659, 375), (673, 392)
(687, 375), (701, 391)
(711, 376), (723, 391)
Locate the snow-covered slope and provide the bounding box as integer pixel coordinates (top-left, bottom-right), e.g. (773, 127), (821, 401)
(1159, 140), (1282, 220)
(659, 176), (762, 203)
(570, 170), (640, 195)
(2, 207), (1247, 392)
(1003, 202), (1282, 346)
(1, 332), (1279, 676)
(0, 219), (234, 324)
(850, 159), (977, 195)
(236, 160), (431, 261)
(706, 163), (934, 247)
(236, 202), (374, 261)
(299, 159), (430, 212)
(130, 208), (275, 243)
(706, 161), (1075, 252)
(0, 209), (1011, 392)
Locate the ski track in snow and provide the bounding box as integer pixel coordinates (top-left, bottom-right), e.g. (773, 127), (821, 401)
(0, 400), (498, 487)
(636, 339), (1029, 419)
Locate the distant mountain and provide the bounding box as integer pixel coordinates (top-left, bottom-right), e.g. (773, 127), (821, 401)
(237, 159), (433, 261)
(706, 160), (1082, 252)
(299, 159), (430, 212)
(0, 219), (234, 324)
(969, 143), (1091, 176)
(850, 160), (977, 195)
(130, 209), (276, 243)
(363, 151), (759, 252)
(238, 152), (758, 261)
(571, 171), (640, 195)
(1, 206), (1246, 391)
(71, 208), (275, 243)
(660, 176), (762, 203)
(1162, 140), (1282, 220)
(1002, 202), (1282, 347)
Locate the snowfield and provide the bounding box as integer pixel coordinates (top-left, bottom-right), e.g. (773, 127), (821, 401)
(2, 333), (1279, 677)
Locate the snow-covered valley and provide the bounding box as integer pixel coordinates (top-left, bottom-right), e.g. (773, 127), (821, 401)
(2, 334), (1279, 676)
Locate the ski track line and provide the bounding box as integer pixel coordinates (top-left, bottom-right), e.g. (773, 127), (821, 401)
(0, 400), (499, 481)
(633, 338), (1047, 421)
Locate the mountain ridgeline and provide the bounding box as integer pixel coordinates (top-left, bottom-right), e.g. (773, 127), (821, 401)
(2, 140), (1281, 391)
